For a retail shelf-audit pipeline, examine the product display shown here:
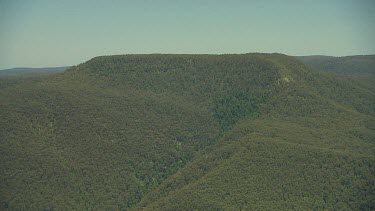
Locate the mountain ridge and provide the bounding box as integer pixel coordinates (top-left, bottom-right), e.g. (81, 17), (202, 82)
(0, 53), (374, 210)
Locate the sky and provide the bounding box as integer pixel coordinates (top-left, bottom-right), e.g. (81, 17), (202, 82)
(0, 0), (374, 69)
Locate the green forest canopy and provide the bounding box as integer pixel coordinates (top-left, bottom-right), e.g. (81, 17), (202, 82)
(0, 53), (374, 210)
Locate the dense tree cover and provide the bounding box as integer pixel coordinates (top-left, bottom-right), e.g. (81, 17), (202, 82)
(0, 75), (219, 210)
(212, 92), (264, 130)
(0, 54), (374, 210)
(135, 119), (374, 210)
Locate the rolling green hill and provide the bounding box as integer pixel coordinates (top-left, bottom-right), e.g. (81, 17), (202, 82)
(0, 54), (374, 210)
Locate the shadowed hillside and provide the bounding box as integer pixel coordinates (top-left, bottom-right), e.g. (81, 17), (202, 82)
(0, 54), (374, 210)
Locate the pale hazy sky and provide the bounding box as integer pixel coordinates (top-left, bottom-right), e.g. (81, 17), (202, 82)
(0, 0), (374, 69)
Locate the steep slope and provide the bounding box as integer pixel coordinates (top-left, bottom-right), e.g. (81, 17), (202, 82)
(133, 54), (375, 210)
(0, 54), (374, 210)
(135, 119), (374, 210)
(0, 72), (220, 210)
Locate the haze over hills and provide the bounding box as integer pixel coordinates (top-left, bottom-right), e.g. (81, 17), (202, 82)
(296, 55), (375, 75)
(0, 54), (374, 210)
(0, 66), (69, 76)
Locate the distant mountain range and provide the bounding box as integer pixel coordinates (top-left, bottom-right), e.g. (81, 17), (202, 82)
(0, 66), (70, 76)
(296, 55), (375, 75)
(1, 54), (374, 77)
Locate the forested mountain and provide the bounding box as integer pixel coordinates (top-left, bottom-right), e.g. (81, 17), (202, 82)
(0, 66), (69, 77)
(296, 55), (375, 75)
(0, 54), (374, 210)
